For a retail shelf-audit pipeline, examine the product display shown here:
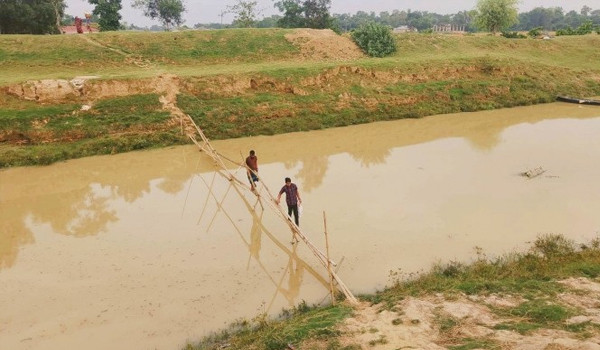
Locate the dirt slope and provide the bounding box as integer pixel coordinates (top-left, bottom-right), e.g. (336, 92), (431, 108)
(284, 29), (365, 60)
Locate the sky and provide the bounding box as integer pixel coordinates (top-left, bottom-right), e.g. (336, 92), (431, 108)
(64, 0), (596, 27)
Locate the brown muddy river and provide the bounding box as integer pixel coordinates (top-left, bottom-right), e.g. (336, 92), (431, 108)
(2, 102), (600, 350)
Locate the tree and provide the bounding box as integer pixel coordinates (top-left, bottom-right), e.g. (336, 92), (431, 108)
(564, 10), (584, 29)
(302, 0), (333, 29)
(274, 0), (305, 28)
(351, 22), (396, 57)
(132, 0), (186, 30)
(581, 6), (592, 17)
(452, 10), (474, 30)
(88, 0), (122, 31)
(226, 0), (260, 28)
(273, 0), (335, 30)
(474, 0), (519, 34)
(406, 10), (434, 31)
(256, 15), (281, 28)
(0, 0), (65, 34)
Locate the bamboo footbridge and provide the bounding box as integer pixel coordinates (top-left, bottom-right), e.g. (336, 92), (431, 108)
(184, 114), (358, 304)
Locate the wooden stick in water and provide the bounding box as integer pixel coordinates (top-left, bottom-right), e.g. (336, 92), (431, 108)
(324, 211), (335, 305)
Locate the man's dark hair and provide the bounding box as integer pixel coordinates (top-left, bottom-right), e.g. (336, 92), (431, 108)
(285, 177), (291, 183)
(250, 150), (255, 155)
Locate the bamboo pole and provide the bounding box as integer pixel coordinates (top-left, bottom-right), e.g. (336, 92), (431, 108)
(323, 211), (335, 305)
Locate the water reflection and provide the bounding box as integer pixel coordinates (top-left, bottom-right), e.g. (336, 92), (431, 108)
(197, 170), (330, 309)
(0, 205), (33, 269)
(0, 102), (599, 271)
(0, 148), (205, 269)
(294, 155), (329, 192)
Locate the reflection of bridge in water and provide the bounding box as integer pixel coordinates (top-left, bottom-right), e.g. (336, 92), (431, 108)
(193, 169), (333, 310)
(186, 115), (357, 303)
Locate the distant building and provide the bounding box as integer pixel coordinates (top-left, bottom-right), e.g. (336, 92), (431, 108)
(393, 25), (417, 33)
(432, 24), (466, 33)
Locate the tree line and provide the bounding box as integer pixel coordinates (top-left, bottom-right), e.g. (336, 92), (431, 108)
(0, 0), (185, 33)
(1, 0), (599, 34)
(235, 1), (600, 34)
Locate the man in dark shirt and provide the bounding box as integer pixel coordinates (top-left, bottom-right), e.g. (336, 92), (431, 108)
(276, 177), (302, 226)
(245, 150), (258, 190)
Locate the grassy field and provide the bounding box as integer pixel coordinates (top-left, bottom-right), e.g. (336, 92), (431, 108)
(1, 29), (599, 167)
(1, 30), (599, 84)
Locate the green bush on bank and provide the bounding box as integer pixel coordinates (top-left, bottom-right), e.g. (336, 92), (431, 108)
(556, 20), (596, 36)
(184, 302), (353, 350)
(528, 26), (543, 38)
(501, 31), (526, 38)
(351, 22), (397, 57)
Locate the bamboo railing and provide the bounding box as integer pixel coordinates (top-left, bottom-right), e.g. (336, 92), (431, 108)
(185, 114), (358, 304)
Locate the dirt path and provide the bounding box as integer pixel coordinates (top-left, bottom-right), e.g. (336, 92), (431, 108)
(78, 35), (153, 68)
(154, 74), (198, 136)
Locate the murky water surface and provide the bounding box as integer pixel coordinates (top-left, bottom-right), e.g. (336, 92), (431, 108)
(2, 103), (600, 350)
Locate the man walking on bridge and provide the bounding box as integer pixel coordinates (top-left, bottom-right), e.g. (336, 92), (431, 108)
(276, 177), (302, 226)
(245, 150), (259, 190)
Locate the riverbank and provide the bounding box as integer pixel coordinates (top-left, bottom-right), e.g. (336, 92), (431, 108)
(185, 234), (600, 350)
(1, 30), (600, 167)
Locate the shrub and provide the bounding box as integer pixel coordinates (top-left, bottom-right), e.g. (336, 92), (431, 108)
(531, 233), (575, 259)
(528, 26), (543, 38)
(351, 22), (397, 58)
(501, 31), (526, 38)
(556, 27), (575, 36)
(576, 21), (594, 35)
(557, 21), (595, 36)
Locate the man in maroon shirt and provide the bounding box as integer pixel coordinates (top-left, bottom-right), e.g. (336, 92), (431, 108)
(245, 150), (258, 190)
(276, 177), (302, 226)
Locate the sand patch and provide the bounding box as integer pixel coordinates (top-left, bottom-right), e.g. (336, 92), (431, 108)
(284, 29), (364, 60)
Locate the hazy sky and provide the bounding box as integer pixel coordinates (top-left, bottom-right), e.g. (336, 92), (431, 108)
(64, 0), (596, 27)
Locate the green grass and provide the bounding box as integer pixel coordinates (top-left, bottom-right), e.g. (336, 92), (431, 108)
(490, 297), (576, 335)
(91, 28), (300, 64)
(364, 234), (600, 307)
(184, 302), (353, 350)
(391, 33), (600, 71)
(0, 93), (182, 166)
(1, 30), (599, 85)
(0, 94), (170, 144)
(0, 34), (124, 65)
(448, 338), (502, 350)
(0, 28), (306, 84)
(0, 104), (76, 132)
(0, 131), (186, 167)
